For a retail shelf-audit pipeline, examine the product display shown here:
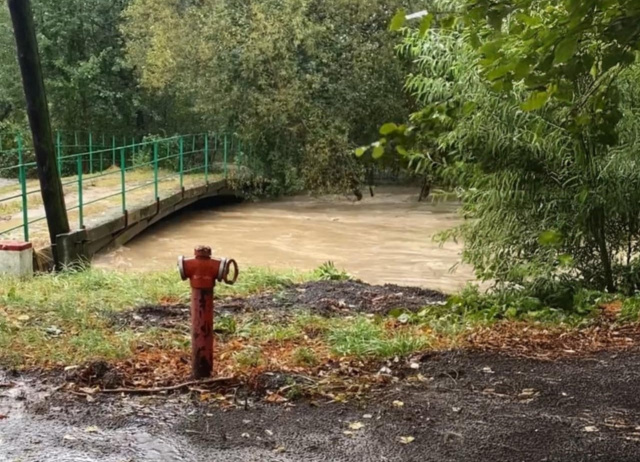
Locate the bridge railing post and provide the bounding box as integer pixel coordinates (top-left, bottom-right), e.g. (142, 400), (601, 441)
(153, 140), (159, 200)
(120, 147), (126, 214)
(100, 133), (105, 173)
(56, 130), (62, 175)
(223, 134), (228, 178)
(179, 136), (184, 190)
(17, 134), (29, 241)
(77, 151), (84, 229)
(204, 132), (209, 184)
(89, 132), (93, 175)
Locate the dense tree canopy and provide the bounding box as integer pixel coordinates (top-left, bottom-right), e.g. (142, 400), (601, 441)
(0, 0), (425, 193)
(121, 0), (418, 193)
(371, 0), (640, 296)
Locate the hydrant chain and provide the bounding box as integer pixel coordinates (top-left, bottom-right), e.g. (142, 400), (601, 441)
(178, 246), (239, 379)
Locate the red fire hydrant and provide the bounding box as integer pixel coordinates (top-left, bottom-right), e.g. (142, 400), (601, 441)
(178, 246), (239, 379)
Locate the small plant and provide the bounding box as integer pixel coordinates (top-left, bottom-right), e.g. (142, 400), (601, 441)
(131, 146), (152, 168)
(620, 297), (640, 322)
(292, 347), (319, 367)
(327, 318), (383, 357)
(215, 315), (237, 336)
(314, 261), (352, 282)
(375, 334), (430, 358)
(233, 346), (263, 368)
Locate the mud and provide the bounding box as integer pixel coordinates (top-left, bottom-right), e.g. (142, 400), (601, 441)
(115, 281), (447, 330)
(219, 280), (447, 316)
(2, 349), (640, 461)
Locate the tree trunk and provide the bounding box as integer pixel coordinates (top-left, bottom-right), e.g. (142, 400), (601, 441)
(419, 177), (431, 202)
(8, 0), (70, 263)
(592, 210), (616, 293)
(367, 167), (375, 197)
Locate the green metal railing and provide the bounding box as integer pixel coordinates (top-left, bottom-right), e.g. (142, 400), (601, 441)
(0, 132), (245, 242)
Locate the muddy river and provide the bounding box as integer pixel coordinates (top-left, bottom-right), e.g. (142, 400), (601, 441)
(94, 188), (474, 292)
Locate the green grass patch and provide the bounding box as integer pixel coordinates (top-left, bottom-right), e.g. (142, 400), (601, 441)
(292, 346), (320, 367)
(233, 346), (263, 367)
(327, 317), (431, 359)
(0, 266), (317, 367)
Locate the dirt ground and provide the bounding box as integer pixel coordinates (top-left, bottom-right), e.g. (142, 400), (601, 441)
(2, 349), (640, 461)
(2, 281), (640, 461)
(114, 280), (448, 330)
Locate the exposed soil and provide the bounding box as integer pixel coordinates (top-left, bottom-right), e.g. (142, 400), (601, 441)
(5, 283), (640, 460)
(3, 349), (640, 461)
(220, 280), (447, 315)
(115, 281), (447, 330)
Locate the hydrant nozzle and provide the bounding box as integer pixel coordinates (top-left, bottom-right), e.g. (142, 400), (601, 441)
(178, 246), (239, 379)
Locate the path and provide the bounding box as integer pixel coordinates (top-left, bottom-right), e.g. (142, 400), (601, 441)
(1, 349), (639, 462)
(0, 168), (224, 247)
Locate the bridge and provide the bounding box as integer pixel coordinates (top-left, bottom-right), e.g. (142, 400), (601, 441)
(0, 131), (246, 268)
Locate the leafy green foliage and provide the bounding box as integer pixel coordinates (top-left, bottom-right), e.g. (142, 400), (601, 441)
(122, 0), (414, 195)
(373, 0), (640, 295)
(313, 261), (352, 282)
(0, 0), (140, 134)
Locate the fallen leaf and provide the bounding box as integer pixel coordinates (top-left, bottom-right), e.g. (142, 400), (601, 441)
(393, 400), (405, 408)
(0, 414), (7, 420)
(518, 389), (538, 399)
(348, 422), (364, 430)
(265, 393), (288, 404)
(399, 436), (415, 444)
(79, 387), (98, 395)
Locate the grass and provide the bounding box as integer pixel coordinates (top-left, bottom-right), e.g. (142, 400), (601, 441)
(292, 347), (319, 367)
(0, 264), (437, 370)
(326, 317), (431, 358)
(233, 346), (264, 367)
(0, 266), (316, 367)
(0, 266), (625, 374)
(0, 194), (43, 217)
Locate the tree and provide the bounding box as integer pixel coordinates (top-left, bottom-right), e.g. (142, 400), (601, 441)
(122, 0), (415, 194)
(374, 0), (640, 295)
(0, 0), (139, 135)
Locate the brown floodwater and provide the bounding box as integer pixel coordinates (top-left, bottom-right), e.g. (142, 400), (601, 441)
(93, 187), (475, 292)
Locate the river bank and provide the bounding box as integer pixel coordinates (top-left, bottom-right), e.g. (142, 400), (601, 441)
(2, 268), (640, 461)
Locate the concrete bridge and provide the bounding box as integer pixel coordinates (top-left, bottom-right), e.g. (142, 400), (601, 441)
(0, 132), (246, 272)
(55, 179), (240, 268)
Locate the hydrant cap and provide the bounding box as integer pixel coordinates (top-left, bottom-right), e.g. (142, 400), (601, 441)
(195, 246), (212, 258)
